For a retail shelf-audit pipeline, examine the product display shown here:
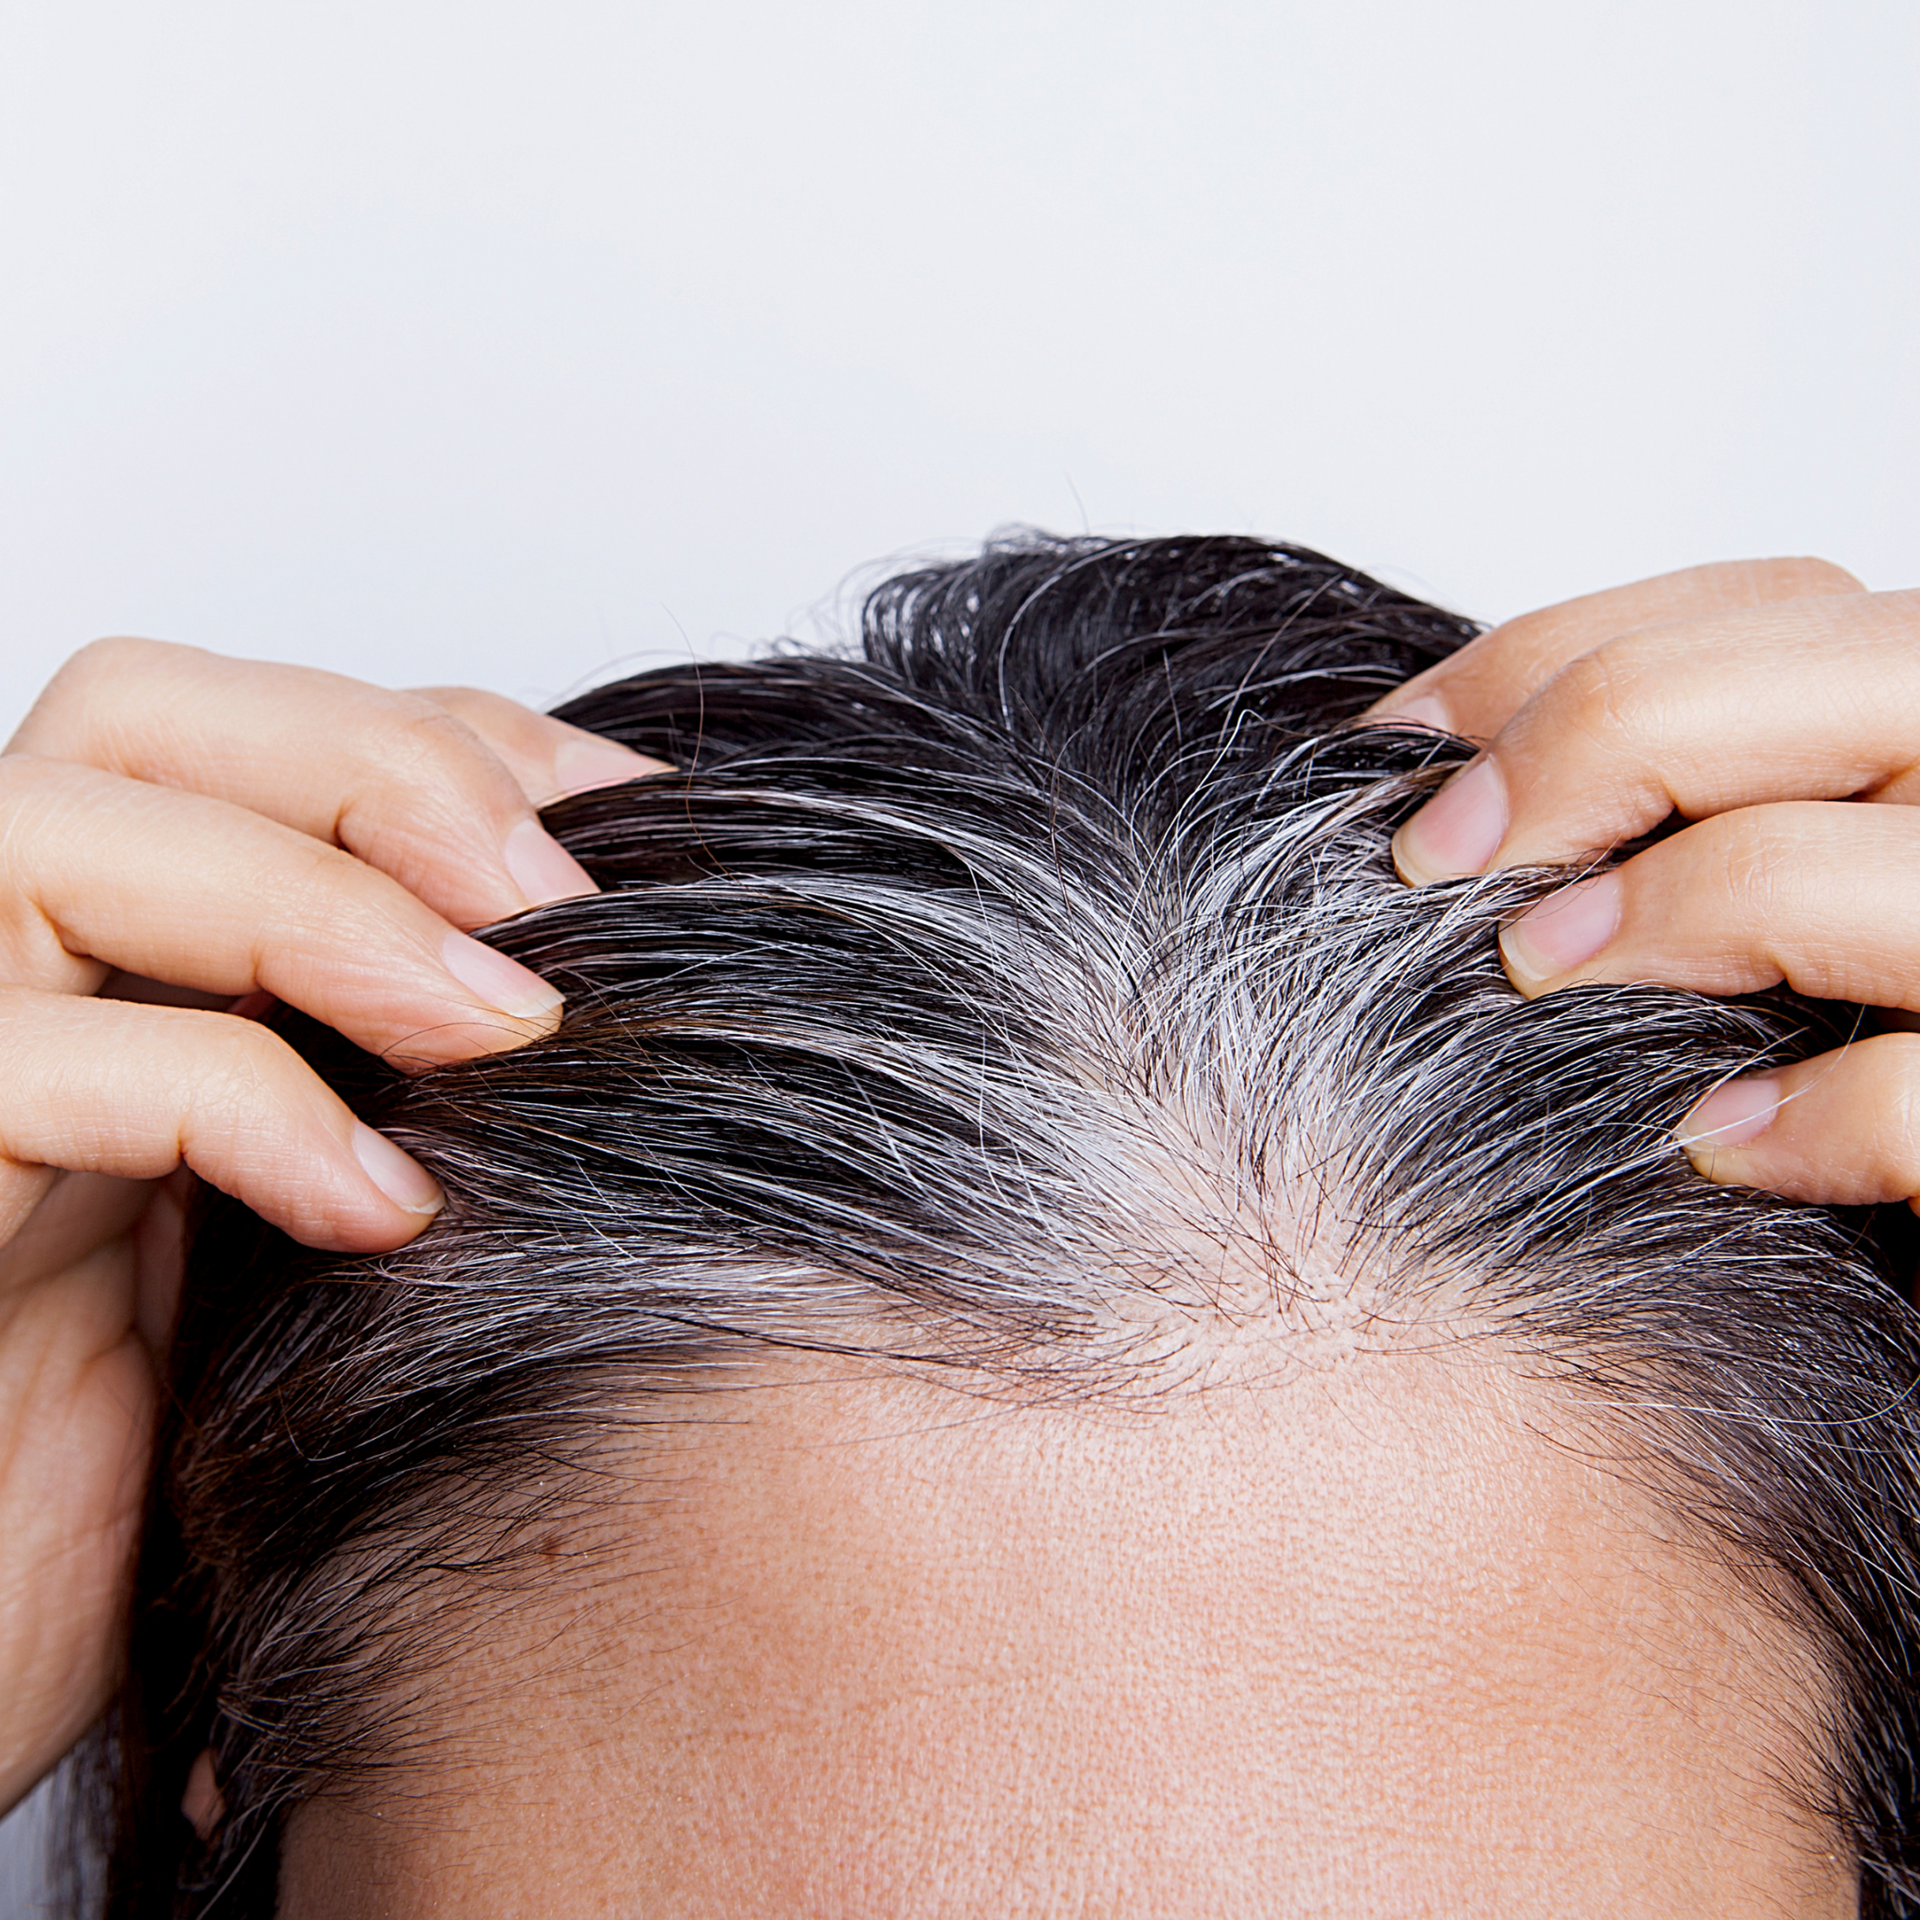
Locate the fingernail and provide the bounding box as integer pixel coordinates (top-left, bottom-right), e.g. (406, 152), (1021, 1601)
(554, 735), (652, 794)
(503, 818), (597, 907)
(1501, 873), (1623, 987)
(1386, 693), (1453, 732)
(1678, 1077), (1784, 1153)
(441, 930), (565, 1023)
(351, 1123), (446, 1216)
(1392, 757), (1508, 886)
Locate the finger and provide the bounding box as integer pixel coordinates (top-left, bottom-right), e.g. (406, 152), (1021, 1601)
(133, 1170), (193, 1353)
(1392, 588), (1920, 886)
(8, 638), (605, 929)
(1676, 1036), (1920, 1209)
(0, 990), (443, 1253)
(412, 685), (669, 805)
(1368, 558), (1864, 742)
(0, 755), (563, 1064)
(1498, 802), (1920, 1014)
(0, 1232), (155, 1813)
(0, 1170), (152, 1306)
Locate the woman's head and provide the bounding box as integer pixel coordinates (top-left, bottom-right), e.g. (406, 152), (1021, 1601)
(91, 536), (1920, 1914)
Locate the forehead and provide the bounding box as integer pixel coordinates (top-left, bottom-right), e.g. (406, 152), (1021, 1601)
(281, 1350), (1852, 1918)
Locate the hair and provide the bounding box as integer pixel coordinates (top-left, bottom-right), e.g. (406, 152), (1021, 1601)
(64, 534), (1920, 1915)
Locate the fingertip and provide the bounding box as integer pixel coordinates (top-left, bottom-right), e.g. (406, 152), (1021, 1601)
(1388, 823), (1436, 888)
(1375, 692), (1454, 733)
(503, 818), (598, 908)
(1392, 757), (1508, 888)
(1679, 1135), (1759, 1188)
(553, 734), (665, 793)
(440, 932), (566, 1029)
(1675, 1077), (1785, 1181)
(1500, 873), (1623, 991)
(350, 1122), (446, 1228)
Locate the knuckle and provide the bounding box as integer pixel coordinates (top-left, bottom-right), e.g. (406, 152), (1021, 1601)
(409, 685), (491, 721)
(1699, 812), (1788, 920)
(71, 633), (158, 670)
(9, 637), (188, 757)
(1768, 556), (1865, 598)
(1543, 645), (1659, 756)
(268, 836), (413, 945)
(361, 690), (480, 766)
(30, 637), (171, 720)
(195, 1010), (308, 1113)
(205, 836), (417, 1003)
(342, 694), (517, 817)
(427, 686), (551, 753)
(54, 634), (160, 690)
(411, 686), (546, 761)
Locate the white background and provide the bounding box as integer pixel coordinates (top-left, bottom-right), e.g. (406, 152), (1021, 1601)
(2, 0), (1917, 1896)
(3, 0), (1917, 741)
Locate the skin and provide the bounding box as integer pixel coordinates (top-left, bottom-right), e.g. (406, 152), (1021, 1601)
(1370, 558), (1920, 1207)
(0, 563), (1908, 1902)
(277, 1342), (1855, 1918)
(0, 640), (666, 1810)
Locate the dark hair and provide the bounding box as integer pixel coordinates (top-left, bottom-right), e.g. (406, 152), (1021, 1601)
(69, 534), (1920, 1915)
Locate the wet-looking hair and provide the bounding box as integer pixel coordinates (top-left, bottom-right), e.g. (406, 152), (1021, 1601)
(67, 535), (1920, 1915)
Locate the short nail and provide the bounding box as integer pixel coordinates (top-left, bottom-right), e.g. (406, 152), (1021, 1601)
(1386, 693), (1452, 732)
(1501, 873), (1623, 986)
(441, 930), (565, 1023)
(503, 818), (597, 907)
(1392, 757), (1508, 886)
(554, 735), (653, 794)
(352, 1123), (445, 1216)
(1679, 1077), (1784, 1153)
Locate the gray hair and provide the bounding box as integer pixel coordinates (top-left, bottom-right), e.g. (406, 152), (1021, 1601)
(83, 535), (1920, 1916)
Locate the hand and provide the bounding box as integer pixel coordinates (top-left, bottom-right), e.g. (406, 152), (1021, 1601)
(0, 639), (664, 1813)
(1366, 556), (1920, 1210)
